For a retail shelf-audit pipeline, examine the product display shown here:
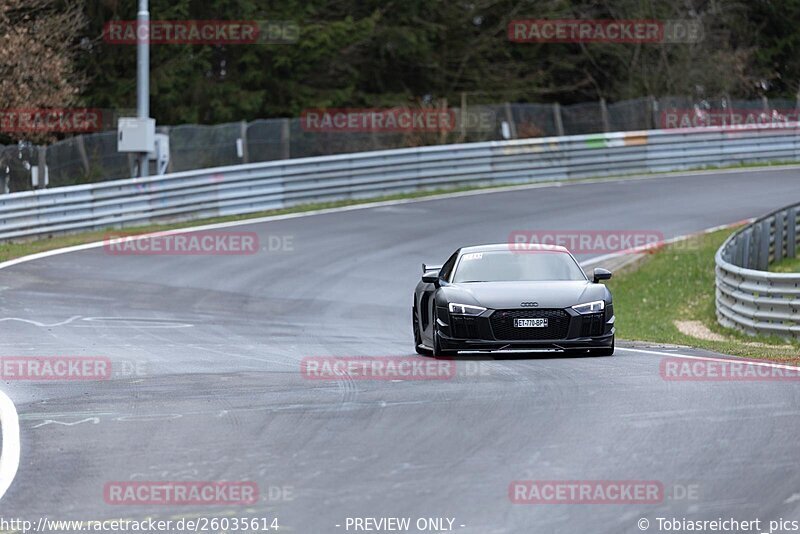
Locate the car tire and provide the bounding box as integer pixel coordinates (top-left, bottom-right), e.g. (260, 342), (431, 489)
(413, 305), (432, 356)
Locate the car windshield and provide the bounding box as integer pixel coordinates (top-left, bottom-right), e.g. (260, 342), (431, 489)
(451, 250), (586, 282)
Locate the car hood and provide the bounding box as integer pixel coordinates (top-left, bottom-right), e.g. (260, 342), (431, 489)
(440, 280), (606, 309)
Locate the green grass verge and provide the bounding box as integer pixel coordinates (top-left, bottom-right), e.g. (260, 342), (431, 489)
(769, 255), (800, 273)
(606, 228), (800, 362)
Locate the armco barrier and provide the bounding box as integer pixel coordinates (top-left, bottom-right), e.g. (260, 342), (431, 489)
(2, 125), (800, 242)
(716, 203), (800, 338)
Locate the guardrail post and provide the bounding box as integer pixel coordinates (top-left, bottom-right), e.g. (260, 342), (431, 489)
(732, 235), (743, 266)
(741, 230), (752, 269)
(757, 220), (771, 270)
(774, 211), (785, 263)
(789, 208), (797, 259)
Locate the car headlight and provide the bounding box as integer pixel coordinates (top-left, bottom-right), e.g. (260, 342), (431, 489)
(572, 300), (605, 314)
(448, 302), (487, 316)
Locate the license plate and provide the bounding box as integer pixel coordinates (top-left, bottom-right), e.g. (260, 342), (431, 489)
(514, 318), (548, 328)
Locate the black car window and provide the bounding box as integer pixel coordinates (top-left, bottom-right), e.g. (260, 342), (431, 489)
(452, 250), (586, 282)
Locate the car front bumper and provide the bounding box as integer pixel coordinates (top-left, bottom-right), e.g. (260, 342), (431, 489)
(437, 330), (614, 352)
(436, 304), (615, 353)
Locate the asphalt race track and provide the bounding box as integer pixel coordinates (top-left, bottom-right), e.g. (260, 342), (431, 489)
(1, 168), (800, 533)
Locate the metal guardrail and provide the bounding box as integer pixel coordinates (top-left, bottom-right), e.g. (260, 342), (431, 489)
(716, 203), (800, 338)
(2, 124), (800, 242)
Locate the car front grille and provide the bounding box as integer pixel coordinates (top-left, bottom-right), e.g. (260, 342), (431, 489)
(489, 309), (570, 340)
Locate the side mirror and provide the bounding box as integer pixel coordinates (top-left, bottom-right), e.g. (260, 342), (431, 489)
(593, 267), (612, 283)
(422, 272), (440, 284)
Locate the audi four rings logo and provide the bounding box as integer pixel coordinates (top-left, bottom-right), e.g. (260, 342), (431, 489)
(520, 302), (539, 307)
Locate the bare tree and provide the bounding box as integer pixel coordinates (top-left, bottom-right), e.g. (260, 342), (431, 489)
(0, 0), (87, 142)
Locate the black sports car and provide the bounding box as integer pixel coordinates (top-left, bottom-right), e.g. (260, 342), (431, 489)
(412, 244), (615, 356)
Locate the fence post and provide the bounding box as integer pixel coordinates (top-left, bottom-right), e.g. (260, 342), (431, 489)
(503, 102), (517, 139)
(795, 84), (800, 116)
(76, 135), (90, 176)
(162, 126), (173, 173)
(38, 145), (48, 188)
(553, 103), (564, 136)
(439, 98), (448, 144)
(460, 92), (467, 142)
(600, 98), (610, 132)
(723, 94), (734, 123)
(281, 119), (291, 159)
(651, 97), (660, 130)
(239, 120), (249, 163)
(647, 96), (657, 129)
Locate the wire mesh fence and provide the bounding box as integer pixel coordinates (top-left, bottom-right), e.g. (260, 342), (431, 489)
(1, 95), (795, 194)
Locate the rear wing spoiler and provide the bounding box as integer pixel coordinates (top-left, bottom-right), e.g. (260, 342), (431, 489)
(422, 263), (443, 273)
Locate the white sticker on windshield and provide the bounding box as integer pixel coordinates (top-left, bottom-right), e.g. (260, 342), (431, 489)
(462, 253), (483, 261)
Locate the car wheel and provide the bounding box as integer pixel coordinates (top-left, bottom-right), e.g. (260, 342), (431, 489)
(592, 336), (615, 356)
(413, 305), (432, 356)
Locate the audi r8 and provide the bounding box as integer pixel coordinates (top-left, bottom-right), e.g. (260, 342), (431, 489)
(412, 244), (614, 356)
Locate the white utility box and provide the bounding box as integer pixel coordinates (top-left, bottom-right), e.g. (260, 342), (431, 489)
(117, 118), (156, 152)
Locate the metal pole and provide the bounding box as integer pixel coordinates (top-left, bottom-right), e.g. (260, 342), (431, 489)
(137, 0), (149, 177)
